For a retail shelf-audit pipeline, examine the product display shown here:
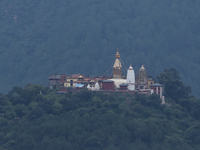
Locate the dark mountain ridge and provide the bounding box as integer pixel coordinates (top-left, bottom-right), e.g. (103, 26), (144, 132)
(0, 0), (200, 96)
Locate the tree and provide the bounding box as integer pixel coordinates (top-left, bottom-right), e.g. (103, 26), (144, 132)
(15, 134), (36, 150)
(157, 68), (191, 102)
(84, 136), (103, 150)
(184, 123), (200, 144)
(13, 104), (27, 117)
(28, 107), (44, 121)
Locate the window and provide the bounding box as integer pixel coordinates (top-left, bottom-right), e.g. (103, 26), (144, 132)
(70, 80), (73, 86)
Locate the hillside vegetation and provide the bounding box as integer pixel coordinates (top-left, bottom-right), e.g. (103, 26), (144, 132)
(0, 69), (200, 150)
(0, 0), (200, 96)
(0, 87), (199, 150)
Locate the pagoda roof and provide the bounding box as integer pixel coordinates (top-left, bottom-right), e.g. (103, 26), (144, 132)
(102, 80), (114, 83)
(150, 83), (164, 87)
(119, 83), (128, 87)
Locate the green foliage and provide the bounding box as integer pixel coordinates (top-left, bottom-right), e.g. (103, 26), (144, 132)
(13, 104), (26, 117)
(184, 123), (200, 144)
(157, 68), (191, 102)
(0, 84), (200, 150)
(84, 136), (103, 150)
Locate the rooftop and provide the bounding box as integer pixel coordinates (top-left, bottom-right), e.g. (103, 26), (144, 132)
(150, 83), (164, 87)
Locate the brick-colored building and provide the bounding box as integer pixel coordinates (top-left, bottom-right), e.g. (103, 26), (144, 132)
(119, 83), (128, 91)
(102, 80), (115, 90)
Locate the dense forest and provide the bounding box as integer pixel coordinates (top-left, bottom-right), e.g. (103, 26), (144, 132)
(0, 0), (200, 97)
(0, 69), (200, 150)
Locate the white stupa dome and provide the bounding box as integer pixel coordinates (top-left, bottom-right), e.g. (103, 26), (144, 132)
(94, 82), (100, 91)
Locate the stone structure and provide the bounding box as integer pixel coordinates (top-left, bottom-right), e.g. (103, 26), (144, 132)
(110, 50), (127, 88)
(48, 50), (159, 94)
(119, 83), (128, 90)
(94, 82), (100, 91)
(150, 83), (164, 97)
(113, 50), (122, 79)
(138, 65), (147, 90)
(150, 83), (165, 104)
(147, 78), (155, 89)
(102, 80), (115, 90)
(48, 74), (66, 89)
(127, 65), (135, 91)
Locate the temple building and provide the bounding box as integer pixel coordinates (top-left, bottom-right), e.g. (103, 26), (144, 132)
(112, 50), (122, 78)
(150, 83), (165, 104)
(137, 65), (147, 90)
(101, 80), (115, 90)
(64, 74), (85, 87)
(119, 83), (128, 91)
(127, 65), (135, 91)
(48, 49), (163, 96)
(94, 82), (100, 91)
(48, 74), (66, 89)
(63, 74), (107, 89)
(110, 50), (127, 88)
(147, 77), (155, 89)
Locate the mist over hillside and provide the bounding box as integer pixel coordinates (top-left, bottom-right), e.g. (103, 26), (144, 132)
(0, 0), (200, 96)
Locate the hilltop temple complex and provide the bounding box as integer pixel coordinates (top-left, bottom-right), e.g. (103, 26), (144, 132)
(48, 50), (165, 102)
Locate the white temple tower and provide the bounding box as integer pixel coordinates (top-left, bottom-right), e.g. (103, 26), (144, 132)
(127, 65), (135, 91)
(94, 82), (100, 91)
(87, 84), (91, 90)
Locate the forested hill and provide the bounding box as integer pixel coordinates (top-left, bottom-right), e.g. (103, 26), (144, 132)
(0, 83), (200, 150)
(1, 0), (200, 96)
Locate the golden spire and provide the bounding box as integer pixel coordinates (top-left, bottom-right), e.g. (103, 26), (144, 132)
(115, 48), (120, 58)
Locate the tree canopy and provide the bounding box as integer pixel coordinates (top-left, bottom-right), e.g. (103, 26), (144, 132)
(0, 80), (200, 150)
(157, 68), (191, 101)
